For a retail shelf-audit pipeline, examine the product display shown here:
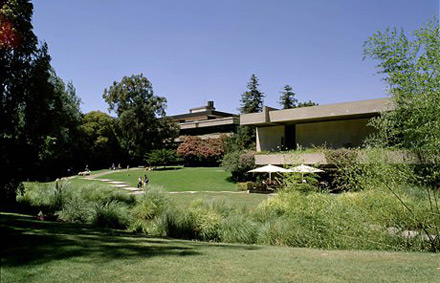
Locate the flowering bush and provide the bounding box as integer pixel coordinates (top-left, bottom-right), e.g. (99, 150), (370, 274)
(177, 135), (228, 166)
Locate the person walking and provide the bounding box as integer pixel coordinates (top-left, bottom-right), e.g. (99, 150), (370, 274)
(143, 174), (149, 186)
(137, 176), (143, 188)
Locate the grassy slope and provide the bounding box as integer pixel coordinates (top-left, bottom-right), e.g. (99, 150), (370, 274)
(99, 167), (236, 191)
(2, 213), (439, 283)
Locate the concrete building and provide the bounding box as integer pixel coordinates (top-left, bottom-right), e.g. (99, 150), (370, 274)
(170, 101), (239, 142)
(240, 98), (395, 164)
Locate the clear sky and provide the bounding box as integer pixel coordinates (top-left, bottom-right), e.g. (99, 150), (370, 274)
(32, 0), (438, 116)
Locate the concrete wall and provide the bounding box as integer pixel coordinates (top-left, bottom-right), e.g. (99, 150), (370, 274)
(256, 125), (285, 151)
(295, 118), (374, 149)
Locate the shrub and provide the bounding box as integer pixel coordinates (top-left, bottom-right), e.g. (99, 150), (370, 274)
(177, 135), (228, 166)
(17, 180), (72, 216)
(91, 201), (131, 229)
(145, 149), (181, 167)
(222, 150), (256, 181)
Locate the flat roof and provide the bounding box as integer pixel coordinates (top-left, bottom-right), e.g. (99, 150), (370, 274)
(179, 116), (239, 130)
(170, 110), (235, 121)
(240, 98), (394, 126)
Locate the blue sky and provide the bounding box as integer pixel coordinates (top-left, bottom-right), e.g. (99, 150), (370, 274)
(32, 0), (438, 115)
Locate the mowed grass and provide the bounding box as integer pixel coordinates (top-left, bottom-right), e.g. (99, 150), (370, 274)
(168, 191), (269, 210)
(2, 213), (439, 283)
(98, 167), (236, 191)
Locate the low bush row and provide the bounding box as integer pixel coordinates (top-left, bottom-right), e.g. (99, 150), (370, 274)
(17, 174), (439, 252)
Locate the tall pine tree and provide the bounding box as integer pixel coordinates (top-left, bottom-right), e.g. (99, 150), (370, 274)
(239, 74), (264, 114)
(237, 74), (264, 148)
(278, 85), (298, 109)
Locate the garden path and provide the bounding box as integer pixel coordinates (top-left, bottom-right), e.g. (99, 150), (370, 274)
(81, 169), (144, 195)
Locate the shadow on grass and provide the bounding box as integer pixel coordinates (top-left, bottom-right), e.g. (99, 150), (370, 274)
(0, 213), (260, 268)
(149, 166), (183, 171)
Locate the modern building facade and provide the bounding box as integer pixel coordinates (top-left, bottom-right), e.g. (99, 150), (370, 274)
(240, 97), (393, 154)
(170, 101), (239, 142)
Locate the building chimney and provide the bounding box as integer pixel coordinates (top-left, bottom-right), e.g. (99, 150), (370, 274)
(207, 101), (214, 109)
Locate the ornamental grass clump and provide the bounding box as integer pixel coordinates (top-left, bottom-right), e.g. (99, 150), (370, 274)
(219, 213), (258, 244)
(58, 195), (93, 224)
(130, 186), (170, 234)
(91, 201), (132, 229)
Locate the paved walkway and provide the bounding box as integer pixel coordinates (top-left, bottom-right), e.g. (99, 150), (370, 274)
(81, 169), (144, 195)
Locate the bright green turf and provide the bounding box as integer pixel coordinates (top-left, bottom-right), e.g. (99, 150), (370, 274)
(167, 191), (269, 210)
(2, 213), (439, 283)
(98, 167), (236, 191)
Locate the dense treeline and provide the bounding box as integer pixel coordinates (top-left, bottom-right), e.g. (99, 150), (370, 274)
(0, 0), (177, 208)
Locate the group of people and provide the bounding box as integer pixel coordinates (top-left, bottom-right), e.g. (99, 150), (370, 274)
(137, 174), (149, 188)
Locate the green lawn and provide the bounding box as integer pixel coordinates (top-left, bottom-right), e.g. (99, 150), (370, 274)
(2, 213), (439, 283)
(98, 167), (237, 191)
(168, 191), (268, 210)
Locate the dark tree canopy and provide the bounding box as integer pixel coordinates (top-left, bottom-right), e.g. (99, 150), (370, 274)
(102, 74), (178, 163)
(297, 100), (318, 108)
(278, 85), (298, 109)
(1, 0), (83, 207)
(79, 111), (122, 169)
(278, 84), (317, 109)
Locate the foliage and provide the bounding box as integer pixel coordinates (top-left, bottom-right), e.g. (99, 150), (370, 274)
(221, 150), (256, 181)
(363, 18), (440, 182)
(238, 74), (264, 149)
(239, 74), (264, 114)
(278, 85), (298, 109)
(79, 111), (122, 169)
(19, 173), (439, 252)
(130, 186), (169, 234)
(297, 100), (318, 107)
(145, 148), (181, 167)
(176, 135), (227, 166)
(91, 201), (132, 229)
(363, 19), (440, 250)
(0, 0), (84, 207)
(102, 74), (178, 163)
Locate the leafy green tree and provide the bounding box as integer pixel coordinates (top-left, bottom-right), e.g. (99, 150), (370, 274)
(364, 18), (440, 251)
(238, 74), (264, 149)
(278, 85), (298, 109)
(36, 72), (84, 175)
(102, 74), (178, 163)
(364, 18), (440, 165)
(1, 0), (82, 207)
(79, 111), (122, 169)
(145, 149), (180, 167)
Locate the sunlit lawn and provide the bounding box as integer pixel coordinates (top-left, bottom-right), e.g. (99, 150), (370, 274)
(98, 167), (237, 191)
(168, 191), (268, 210)
(2, 213), (439, 283)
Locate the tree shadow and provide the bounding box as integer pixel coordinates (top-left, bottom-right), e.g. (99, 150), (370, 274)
(1, 213), (261, 268)
(151, 166), (183, 171)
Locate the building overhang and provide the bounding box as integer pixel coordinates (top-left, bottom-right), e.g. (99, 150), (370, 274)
(240, 98), (394, 126)
(179, 116), (239, 130)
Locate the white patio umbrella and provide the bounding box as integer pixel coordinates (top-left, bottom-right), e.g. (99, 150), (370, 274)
(291, 164), (324, 182)
(247, 164), (293, 182)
